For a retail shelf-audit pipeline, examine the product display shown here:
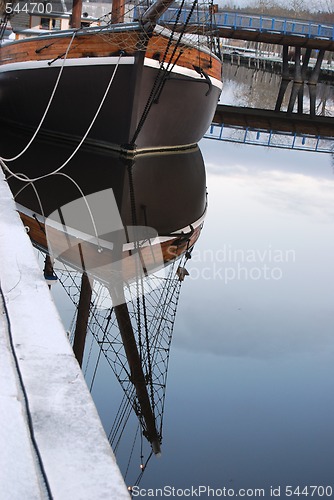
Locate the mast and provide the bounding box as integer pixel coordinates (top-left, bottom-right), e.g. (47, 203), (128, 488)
(112, 296), (161, 455)
(107, 225), (161, 455)
(111, 0), (125, 24)
(141, 0), (176, 27)
(71, 0), (82, 28)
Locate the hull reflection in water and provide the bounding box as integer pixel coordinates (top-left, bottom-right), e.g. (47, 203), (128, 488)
(3, 135), (207, 482)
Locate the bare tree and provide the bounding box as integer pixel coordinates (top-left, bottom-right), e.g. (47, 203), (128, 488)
(255, 0), (275, 13)
(288, 0), (307, 14)
(310, 0), (334, 12)
(220, 0), (238, 9)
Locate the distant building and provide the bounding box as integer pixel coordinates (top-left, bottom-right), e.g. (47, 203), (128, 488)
(7, 1), (114, 32)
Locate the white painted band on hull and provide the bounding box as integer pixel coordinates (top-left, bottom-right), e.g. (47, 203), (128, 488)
(16, 202), (206, 251)
(0, 55), (223, 90)
(0, 56), (136, 73)
(144, 57), (223, 90)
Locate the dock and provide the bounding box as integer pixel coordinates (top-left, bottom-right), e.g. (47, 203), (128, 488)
(159, 10), (334, 51)
(0, 170), (129, 499)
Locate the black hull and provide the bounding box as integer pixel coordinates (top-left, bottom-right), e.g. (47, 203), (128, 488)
(4, 133), (206, 280)
(0, 57), (221, 151)
(1, 127), (207, 235)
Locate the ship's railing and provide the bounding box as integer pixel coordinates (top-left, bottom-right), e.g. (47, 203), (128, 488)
(155, 9), (334, 42)
(204, 123), (334, 154)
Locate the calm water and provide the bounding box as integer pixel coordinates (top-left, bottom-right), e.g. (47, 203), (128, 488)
(21, 62), (333, 497)
(48, 136), (334, 497)
(154, 139), (334, 496)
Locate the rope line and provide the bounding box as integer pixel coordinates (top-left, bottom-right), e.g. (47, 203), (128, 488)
(52, 248), (189, 487)
(10, 171), (103, 251)
(124, 424), (140, 480)
(88, 307), (114, 390)
(0, 51), (123, 183)
(10, 172), (46, 220)
(1, 31), (77, 162)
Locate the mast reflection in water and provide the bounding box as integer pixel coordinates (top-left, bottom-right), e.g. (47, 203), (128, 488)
(3, 131), (207, 485)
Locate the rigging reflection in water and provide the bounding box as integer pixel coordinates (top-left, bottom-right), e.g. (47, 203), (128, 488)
(2, 130), (207, 484)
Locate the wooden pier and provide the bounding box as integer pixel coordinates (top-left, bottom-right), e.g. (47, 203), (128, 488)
(160, 10), (334, 51)
(213, 26), (334, 52)
(213, 104), (334, 138)
(159, 9), (334, 121)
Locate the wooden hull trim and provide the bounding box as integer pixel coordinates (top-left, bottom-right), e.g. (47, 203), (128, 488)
(16, 202), (207, 250)
(0, 24), (222, 151)
(18, 208), (203, 284)
(0, 25), (222, 82)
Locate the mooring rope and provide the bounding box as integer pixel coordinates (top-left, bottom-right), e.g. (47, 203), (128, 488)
(9, 170), (104, 251)
(1, 31), (77, 163)
(0, 51), (123, 183)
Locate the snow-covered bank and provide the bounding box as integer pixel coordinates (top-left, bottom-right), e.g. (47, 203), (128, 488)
(0, 170), (129, 499)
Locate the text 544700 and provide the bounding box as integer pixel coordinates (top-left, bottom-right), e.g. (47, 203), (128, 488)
(5, 3), (52, 14)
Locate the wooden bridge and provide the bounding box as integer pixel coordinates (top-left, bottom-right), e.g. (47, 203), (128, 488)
(158, 10), (334, 51)
(156, 9), (334, 152)
(205, 110), (334, 154)
(161, 9), (334, 115)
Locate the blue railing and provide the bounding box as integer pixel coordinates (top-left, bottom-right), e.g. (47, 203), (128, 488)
(204, 124), (334, 153)
(156, 9), (334, 42)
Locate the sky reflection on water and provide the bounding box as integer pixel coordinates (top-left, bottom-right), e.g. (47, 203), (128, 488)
(49, 137), (334, 496)
(60, 67), (333, 493)
(140, 139), (334, 494)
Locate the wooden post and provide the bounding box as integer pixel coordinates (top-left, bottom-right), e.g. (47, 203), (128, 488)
(43, 255), (54, 289)
(308, 49), (325, 118)
(297, 48), (311, 114)
(275, 45), (290, 112)
(73, 272), (92, 367)
(287, 46), (302, 114)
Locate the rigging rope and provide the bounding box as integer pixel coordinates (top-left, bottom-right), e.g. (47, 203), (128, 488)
(134, 451), (153, 486)
(108, 391), (132, 444)
(10, 172), (46, 220)
(113, 399), (133, 452)
(88, 306), (114, 390)
(52, 249), (189, 487)
(124, 423), (140, 480)
(130, 0), (198, 146)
